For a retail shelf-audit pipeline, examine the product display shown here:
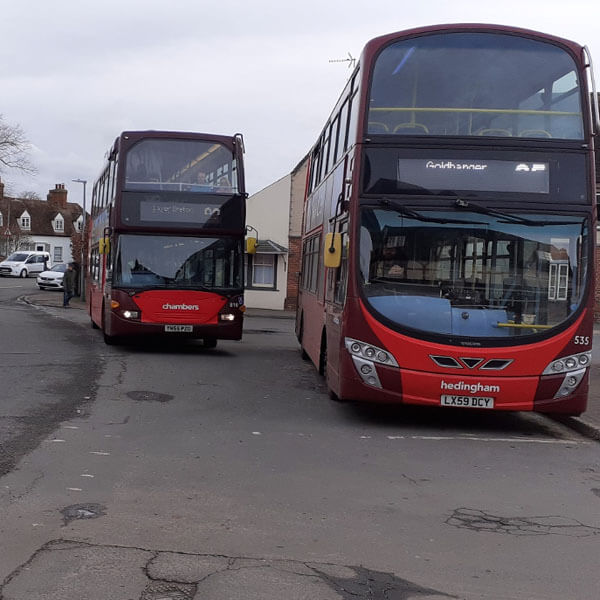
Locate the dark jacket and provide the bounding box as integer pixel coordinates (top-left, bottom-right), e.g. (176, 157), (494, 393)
(63, 267), (77, 294)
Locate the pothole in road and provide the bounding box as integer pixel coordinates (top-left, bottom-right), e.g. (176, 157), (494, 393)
(126, 391), (174, 403)
(141, 581), (197, 600)
(60, 503), (106, 526)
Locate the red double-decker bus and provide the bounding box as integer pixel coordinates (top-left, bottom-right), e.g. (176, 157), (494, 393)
(296, 24), (599, 415)
(88, 130), (247, 346)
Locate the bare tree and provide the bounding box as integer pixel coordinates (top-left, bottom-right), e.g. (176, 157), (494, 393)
(18, 190), (42, 201)
(0, 229), (34, 258)
(0, 114), (36, 174)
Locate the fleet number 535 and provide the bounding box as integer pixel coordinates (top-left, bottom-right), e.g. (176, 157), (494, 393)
(573, 336), (590, 345)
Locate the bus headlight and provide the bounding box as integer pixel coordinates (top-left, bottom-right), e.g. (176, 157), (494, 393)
(554, 368), (586, 398)
(345, 337), (398, 389)
(220, 313), (236, 322)
(543, 351), (592, 375)
(344, 338), (399, 367)
(122, 310), (139, 319)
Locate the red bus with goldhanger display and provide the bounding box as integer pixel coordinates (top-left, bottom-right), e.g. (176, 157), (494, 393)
(88, 130), (247, 346)
(296, 24), (599, 415)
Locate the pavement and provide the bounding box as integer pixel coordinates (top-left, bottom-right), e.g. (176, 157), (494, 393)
(21, 289), (600, 441)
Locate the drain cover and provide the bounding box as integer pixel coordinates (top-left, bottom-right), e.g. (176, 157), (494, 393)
(141, 582), (196, 600)
(126, 391), (174, 403)
(60, 503), (106, 525)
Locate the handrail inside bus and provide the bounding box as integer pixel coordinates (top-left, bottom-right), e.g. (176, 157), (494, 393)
(495, 322), (553, 330)
(370, 107), (581, 116)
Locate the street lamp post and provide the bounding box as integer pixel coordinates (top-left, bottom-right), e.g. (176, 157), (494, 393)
(71, 178), (87, 303)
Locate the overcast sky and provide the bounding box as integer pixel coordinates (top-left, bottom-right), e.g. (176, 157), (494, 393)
(1, 0), (598, 207)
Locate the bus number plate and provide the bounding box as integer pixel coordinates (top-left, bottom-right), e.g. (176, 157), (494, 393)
(440, 395), (494, 409)
(164, 325), (193, 333)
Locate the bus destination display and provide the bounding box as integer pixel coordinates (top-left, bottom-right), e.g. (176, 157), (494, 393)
(139, 199), (221, 224)
(397, 159), (550, 194)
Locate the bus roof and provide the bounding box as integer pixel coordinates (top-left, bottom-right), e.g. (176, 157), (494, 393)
(363, 23), (585, 59)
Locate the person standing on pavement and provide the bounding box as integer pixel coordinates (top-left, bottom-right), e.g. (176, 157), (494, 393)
(62, 262), (77, 308)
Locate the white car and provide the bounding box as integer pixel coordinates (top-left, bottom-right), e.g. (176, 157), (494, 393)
(37, 263), (67, 290)
(0, 251), (51, 277)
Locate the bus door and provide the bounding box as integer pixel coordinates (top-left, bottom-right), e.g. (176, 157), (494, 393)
(325, 219), (349, 390)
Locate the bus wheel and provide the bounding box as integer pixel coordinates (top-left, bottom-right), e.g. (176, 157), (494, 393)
(202, 338), (217, 349)
(103, 332), (119, 345)
(320, 331), (345, 402)
(91, 319), (99, 329)
(298, 316), (309, 361)
(318, 332), (327, 376)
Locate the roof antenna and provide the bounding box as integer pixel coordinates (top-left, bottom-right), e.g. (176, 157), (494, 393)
(329, 52), (356, 69)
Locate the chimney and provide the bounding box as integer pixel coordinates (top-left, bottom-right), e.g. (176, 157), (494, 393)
(47, 183), (68, 208)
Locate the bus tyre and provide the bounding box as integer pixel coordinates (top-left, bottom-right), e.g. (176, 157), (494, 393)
(298, 317), (309, 360)
(91, 319), (99, 329)
(320, 332), (345, 402)
(202, 338), (217, 349)
(103, 332), (118, 345)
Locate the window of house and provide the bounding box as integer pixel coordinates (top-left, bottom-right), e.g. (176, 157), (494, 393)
(20, 215), (31, 229)
(250, 254), (276, 287)
(0, 213), (3, 227)
(54, 217), (64, 231)
(54, 247), (63, 262)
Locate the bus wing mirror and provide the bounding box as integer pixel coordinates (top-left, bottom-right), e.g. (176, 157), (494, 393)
(246, 237), (257, 255)
(324, 233), (342, 268)
(99, 238), (110, 255)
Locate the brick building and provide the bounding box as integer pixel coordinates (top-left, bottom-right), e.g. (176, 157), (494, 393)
(0, 179), (84, 264)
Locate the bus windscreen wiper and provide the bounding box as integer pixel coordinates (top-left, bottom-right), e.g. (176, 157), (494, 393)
(378, 198), (485, 225)
(454, 199), (581, 226)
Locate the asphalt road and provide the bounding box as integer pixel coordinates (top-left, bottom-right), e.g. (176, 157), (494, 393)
(0, 277), (599, 600)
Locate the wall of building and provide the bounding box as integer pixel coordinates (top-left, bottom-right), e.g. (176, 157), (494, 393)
(245, 175), (292, 310)
(285, 157), (309, 310)
(28, 235), (74, 264)
(245, 257), (288, 310)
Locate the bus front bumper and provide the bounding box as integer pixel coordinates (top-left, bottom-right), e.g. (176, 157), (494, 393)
(339, 362), (588, 414)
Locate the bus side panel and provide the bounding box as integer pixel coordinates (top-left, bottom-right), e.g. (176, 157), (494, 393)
(299, 291), (326, 371)
(325, 302), (343, 396)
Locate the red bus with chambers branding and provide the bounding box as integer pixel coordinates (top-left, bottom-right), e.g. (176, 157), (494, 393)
(296, 24), (599, 415)
(88, 130), (247, 346)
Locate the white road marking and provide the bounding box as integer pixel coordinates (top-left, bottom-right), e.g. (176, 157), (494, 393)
(90, 451), (111, 455)
(66, 487), (83, 492)
(80, 474), (95, 478)
(408, 435), (584, 444)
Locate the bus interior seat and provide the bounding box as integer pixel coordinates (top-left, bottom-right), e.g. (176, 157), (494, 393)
(476, 128), (512, 136)
(393, 123), (429, 134)
(519, 129), (552, 138)
(368, 122), (390, 133)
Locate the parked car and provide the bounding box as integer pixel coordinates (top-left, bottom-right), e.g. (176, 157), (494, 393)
(37, 263), (67, 290)
(0, 251), (51, 277)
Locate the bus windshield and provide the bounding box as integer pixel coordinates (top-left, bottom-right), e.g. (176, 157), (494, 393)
(125, 139), (238, 193)
(367, 32), (584, 139)
(114, 234), (243, 290)
(359, 208), (588, 339)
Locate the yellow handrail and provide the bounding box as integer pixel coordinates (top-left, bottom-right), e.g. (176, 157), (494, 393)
(370, 107), (580, 117)
(496, 322), (553, 329)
